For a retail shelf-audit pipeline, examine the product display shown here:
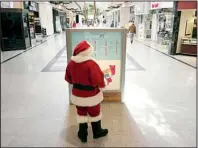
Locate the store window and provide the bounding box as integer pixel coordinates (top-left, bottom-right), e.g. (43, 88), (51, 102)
(179, 10), (197, 55)
(115, 11), (118, 27)
(130, 15), (135, 22)
(130, 6), (135, 14)
(192, 11), (197, 38)
(157, 12), (173, 46)
(118, 10), (120, 23)
(140, 15), (143, 23)
(149, 21), (152, 29)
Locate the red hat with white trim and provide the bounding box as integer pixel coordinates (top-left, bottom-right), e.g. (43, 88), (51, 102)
(73, 40), (92, 56)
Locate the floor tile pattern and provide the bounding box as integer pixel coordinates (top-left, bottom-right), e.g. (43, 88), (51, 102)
(1, 33), (196, 147)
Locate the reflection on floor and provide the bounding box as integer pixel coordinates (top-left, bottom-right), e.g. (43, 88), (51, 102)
(135, 37), (197, 68)
(1, 33), (196, 147)
(1, 34), (56, 63)
(64, 103), (147, 147)
(125, 39), (196, 147)
(1, 50), (24, 63)
(2, 103), (146, 147)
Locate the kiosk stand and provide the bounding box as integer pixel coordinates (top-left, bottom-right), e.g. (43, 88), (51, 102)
(66, 28), (127, 102)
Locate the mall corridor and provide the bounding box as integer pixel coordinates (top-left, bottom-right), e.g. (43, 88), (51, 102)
(1, 33), (196, 147)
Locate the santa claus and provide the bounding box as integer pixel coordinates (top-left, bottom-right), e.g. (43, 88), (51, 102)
(65, 40), (108, 143)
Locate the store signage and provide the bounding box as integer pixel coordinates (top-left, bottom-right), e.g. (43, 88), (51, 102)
(177, 1), (197, 10)
(152, 2), (159, 9)
(151, 2), (173, 10)
(1, 2), (13, 8)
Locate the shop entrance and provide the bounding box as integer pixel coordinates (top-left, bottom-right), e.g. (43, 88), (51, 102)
(176, 10), (197, 56)
(156, 13), (173, 48)
(151, 9), (174, 53)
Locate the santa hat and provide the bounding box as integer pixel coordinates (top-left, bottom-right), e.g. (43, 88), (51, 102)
(73, 40), (93, 56)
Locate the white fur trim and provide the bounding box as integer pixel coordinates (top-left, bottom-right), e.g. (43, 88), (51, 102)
(71, 91), (103, 107)
(89, 112), (102, 122)
(71, 45), (95, 63)
(71, 55), (93, 63)
(76, 115), (89, 123)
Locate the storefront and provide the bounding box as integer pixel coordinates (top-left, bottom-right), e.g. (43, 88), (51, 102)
(38, 2), (54, 35)
(119, 3), (130, 28)
(0, 2), (32, 51)
(24, 2), (40, 38)
(0, 8), (31, 51)
(150, 2), (174, 51)
(105, 8), (120, 28)
(52, 8), (66, 33)
(135, 2), (151, 39)
(106, 4), (130, 28)
(129, 6), (135, 22)
(66, 10), (74, 27)
(112, 9), (120, 28)
(176, 1), (197, 55)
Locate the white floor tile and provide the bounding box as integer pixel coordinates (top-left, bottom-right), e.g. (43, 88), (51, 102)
(1, 33), (196, 147)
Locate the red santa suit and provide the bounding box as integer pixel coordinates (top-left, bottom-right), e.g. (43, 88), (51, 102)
(65, 40), (106, 123)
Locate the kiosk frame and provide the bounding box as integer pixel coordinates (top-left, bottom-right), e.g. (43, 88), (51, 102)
(66, 28), (127, 103)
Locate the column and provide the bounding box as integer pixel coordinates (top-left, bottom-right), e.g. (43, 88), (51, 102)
(169, 1), (181, 55)
(0, 1), (2, 51)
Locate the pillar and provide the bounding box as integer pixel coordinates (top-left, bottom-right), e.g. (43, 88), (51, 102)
(169, 1), (181, 55)
(0, 1), (2, 51)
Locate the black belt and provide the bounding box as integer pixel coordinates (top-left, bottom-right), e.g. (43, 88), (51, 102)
(73, 83), (96, 91)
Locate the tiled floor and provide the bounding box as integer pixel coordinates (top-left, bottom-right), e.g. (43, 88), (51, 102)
(135, 37), (197, 68)
(1, 35), (54, 63)
(173, 55), (197, 68)
(1, 50), (24, 63)
(41, 46), (144, 72)
(1, 33), (196, 147)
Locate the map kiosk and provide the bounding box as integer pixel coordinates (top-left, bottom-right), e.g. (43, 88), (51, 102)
(66, 28), (127, 102)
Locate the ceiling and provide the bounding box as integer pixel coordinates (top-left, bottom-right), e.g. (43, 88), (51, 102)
(62, 2), (124, 11)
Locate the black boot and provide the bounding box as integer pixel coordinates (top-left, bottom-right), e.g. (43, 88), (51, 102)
(78, 123), (88, 143)
(91, 120), (108, 139)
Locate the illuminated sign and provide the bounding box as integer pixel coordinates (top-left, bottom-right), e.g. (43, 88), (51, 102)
(1, 2), (13, 8)
(151, 2), (173, 10)
(152, 2), (159, 9)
